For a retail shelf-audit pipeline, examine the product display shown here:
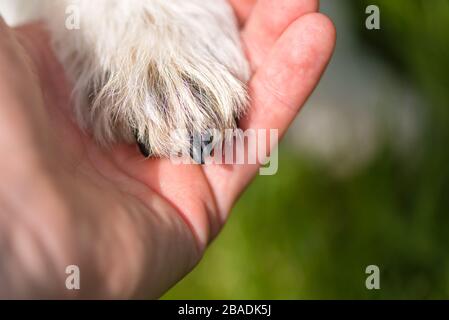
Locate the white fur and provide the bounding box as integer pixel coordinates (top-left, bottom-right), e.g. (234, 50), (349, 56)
(1, 0), (249, 156)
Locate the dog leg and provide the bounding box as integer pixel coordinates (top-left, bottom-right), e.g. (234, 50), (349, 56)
(41, 0), (249, 158)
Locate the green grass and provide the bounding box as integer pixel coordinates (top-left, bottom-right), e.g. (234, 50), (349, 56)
(164, 1), (449, 299)
(164, 147), (449, 299)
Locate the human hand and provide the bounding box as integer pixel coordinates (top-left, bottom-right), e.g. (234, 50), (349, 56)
(0, 0), (335, 298)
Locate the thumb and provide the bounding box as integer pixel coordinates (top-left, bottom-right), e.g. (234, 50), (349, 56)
(0, 15), (42, 107)
(0, 16), (50, 158)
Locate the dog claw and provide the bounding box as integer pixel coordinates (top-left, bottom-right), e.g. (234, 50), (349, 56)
(189, 133), (216, 165)
(137, 141), (151, 158)
(190, 139), (206, 165)
(134, 131), (151, 158)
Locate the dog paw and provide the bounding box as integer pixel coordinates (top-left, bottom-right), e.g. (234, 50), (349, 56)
(44, 0), (250, 158)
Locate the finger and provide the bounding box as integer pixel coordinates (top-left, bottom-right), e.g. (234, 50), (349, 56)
(205, 13), (336, 217)
(243, 0), (319, 69)
(112, 149), (221, 250)
(242, 13), (335, 133)
(228, 0), (257, 25)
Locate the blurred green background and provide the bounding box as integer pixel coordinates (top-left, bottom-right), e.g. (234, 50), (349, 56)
(164, 0), (449, 299)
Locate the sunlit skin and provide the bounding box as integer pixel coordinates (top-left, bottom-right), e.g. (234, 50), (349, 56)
(0, 0), (335, 298)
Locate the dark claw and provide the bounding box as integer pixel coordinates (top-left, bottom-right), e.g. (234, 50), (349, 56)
(190, 133), (215, 165)
(134, 131), (151, 158)
(137, 141), (151, 158)
(190, 135), (205, 164)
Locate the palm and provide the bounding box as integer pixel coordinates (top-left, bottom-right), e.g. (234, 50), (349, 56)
(7, 0), (335, 297)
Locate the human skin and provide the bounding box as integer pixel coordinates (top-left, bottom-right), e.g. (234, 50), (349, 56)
(0, 0), (335, 298)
